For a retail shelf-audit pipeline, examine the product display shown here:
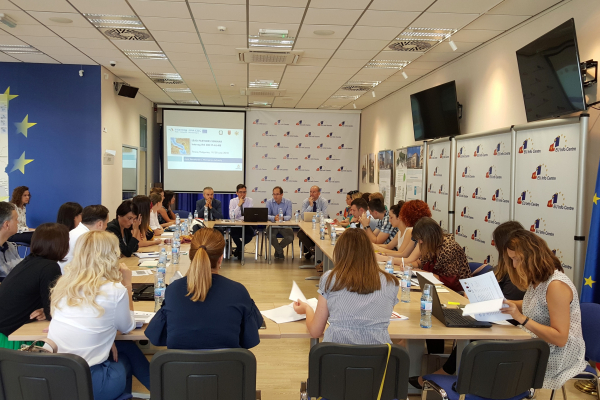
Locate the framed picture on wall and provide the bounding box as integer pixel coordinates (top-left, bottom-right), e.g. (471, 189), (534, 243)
(362, 155), (368, 183)
(368, 153), (375, 183)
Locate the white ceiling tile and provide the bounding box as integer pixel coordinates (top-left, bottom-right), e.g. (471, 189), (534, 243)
(412, 12), (480, 29)
(0, 0), (20, 10)
(0, 53), (20, 61)
(49, 26), (106, 39)
(294, 57), (328, 66)
(357, 10), (420, 28)
(223, 96), (248, 106)
(165, 51), (206, 60)
(286, 65), (324, 74)
(303, 8), (363, 26)
(487, 0), (563, 16)
(309, 0), (370, 9)
(0, 34), (28, 45)
(248, 22), (299, 37)
(53, 55), (97, 64)
(129, 0), (191, 18)
(337, 38), (390, 51)
(294, 37), (344, 50)
(198, 21), (246, 35)
(189, 3), (246, 21)
(327, 58), (369, 67)
(297, 24), (353, 39)
(428, 40), (481, 53)
(200, 33), (247, 46)
(209, 63), (245, 72)
(374, 50), (424, 61)
(333, 49), (380, 60)
(300, 48), (336, 59)
(369, 0), (434, 11)
(450, 29), (501, 42)
(151, 30), (200, 44)
(37, 45), (88, 56)
(11, 53), (59, 63)
(428, 0), (503, 14)
(0, 24), (55, 37)
(0, 10), (39, 24)
(250, 0), (307, 6)
(249, 63), (286, 75)
(27, 11), (91, 27)
(112, 40), (162, 51)
(346, 25), (402, 40)
(464, 14), (530, 31)
(67, 0), (133, 15)
(203, 43), (238, 55)
(196, 95), (223, 105)
(65, 38), (116, 49)
(131, 58), (174, 69)
(204, 54), (238, 63)
(160, 42), (204, 53)
(416, 51), (463, 62)
(352, 68), (397, 80)
(406, 60), (445, 69)
(140, 16), (197, 32)
(171, 59), (210, 69)
(250, 6), (305, 23)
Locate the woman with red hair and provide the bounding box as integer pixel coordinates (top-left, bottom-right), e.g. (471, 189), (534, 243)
(374, 200), (431, 265)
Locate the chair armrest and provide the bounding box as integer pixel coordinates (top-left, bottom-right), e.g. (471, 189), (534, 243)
(422, 379), (449, 400)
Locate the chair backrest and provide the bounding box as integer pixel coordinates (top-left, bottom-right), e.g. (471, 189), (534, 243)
(580, 302), (600, 362)
(150, 349), (257, 400)
(0, 348), (93, 400)
(172, 210), (190, 218)
(456, 339), (549, 399)
(308, 343), (410, 400)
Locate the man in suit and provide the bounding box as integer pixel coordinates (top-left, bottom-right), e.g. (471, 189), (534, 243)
(195, 187), (223, 221)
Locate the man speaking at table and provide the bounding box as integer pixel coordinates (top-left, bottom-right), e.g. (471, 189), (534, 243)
(266, 186), (293, 260)
(298, 185), (328, 260)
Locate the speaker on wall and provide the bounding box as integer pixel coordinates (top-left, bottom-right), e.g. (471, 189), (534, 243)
(114, 82), (139, 98)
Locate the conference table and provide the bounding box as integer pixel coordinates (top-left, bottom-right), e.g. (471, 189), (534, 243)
(10, 223), (530, 390)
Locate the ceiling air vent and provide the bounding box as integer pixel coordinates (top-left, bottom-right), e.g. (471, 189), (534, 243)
(388, 40), (433, 52)
(237, 48), (303, 64)
(103, 28), (152, 41)
(241, 88), (287, 96)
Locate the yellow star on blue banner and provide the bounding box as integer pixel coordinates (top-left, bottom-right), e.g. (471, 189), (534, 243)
(10, 152), (33, 174)
(594, 193), (599, 205)
(585, 276), (596, 288)
(0, 87), (18, 108)
(14, 115), (36, 137)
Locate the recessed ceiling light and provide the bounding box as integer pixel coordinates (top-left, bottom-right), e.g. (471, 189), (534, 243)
(330, 94), (359, 100)
(163, 88), (192, 93)
(0, 44), (42, 54)
(176, 100), (199, 105)
(124, 50), (167, 60)
(313, 30), (335, 36)
(249, 101), (271, 106)
(49, 17), (73, 24)
(249, 80), (279, 89)
(248, 35), (294, 50)
(365, 60), (410, 69)
(341, 81), (380, 91)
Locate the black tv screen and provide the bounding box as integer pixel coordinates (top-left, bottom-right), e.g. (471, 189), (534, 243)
(516, 19), (586, 122)
(410, 81), (460, 141)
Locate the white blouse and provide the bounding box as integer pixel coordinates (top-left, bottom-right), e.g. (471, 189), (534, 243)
(150, 210), (161, 231)
(16, 206), (28, 233)
(47, 281), (135, 366)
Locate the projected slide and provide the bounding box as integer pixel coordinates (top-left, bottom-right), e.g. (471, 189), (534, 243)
(166, 126), (243, 172)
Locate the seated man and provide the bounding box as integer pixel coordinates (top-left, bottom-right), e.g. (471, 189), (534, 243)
(0, 203), (20, 279)
(266, 186), (293, 260)
(298, 185), (328, 260)
(358, 198), (398, 244)
(347, 198), (369, 229)
(195, 186), (223, 221)
(228, 184), (255, 260)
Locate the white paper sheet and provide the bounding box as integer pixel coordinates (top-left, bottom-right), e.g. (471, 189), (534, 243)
(459, 272), (510, 322)
(139, 260), (158, 267)
(134, 252), (160, 259)
(415, 271), (444, 285)
(260, 298), (318, 324)
(161, 232), (174, 237)
(289, 281), (307, 303)
(462, 299), (504, 316)
(132, 270), (153, 276)
(169, 270), (184, 284)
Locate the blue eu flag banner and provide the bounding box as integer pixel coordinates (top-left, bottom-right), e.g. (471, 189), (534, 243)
(582, 160), (600, 303)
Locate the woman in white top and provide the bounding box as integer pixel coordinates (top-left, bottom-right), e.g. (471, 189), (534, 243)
(502, 230), (587, 389)
(8, 186), (34, 245)
(149, 193), (165, 234)
(48, 231), (150, 400)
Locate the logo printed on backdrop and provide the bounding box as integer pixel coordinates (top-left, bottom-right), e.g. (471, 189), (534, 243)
(440, 148), (449, 159)
(432, 201), (441, 212)
(273, 165), (288, 171)
(338, 121), (354, 127)
(252, 119), (267, 125)
(455, 225), (468, 239)
(274, 119), (289, 126)
(429, 149), (437, 160)
(294, 165), (309, 171)
(482, 254), (497, 266)
(531, 164), (556, 181)
(316, 166), (331, 172)
(529, 218), (554, 237)
(551, 248), (573, 270)
(462, 245), (474, 262)
(336, 188), (345, 193)
(473, 144), (488, 157)
(324, 177), (340, 183)
(283, 154), (298, 160)
(326, 132), (341, 138)
(252, 142), (266, 148)
(325, 154), (340, 161)
(548, 134), (576, 152)
(337, 166), (352, 172)
(283, 131), (298, 137)
(296, 120), (310, 126)
(518, 138), (541, 154)
(252, 164), (266, 171)
(484, 210), (501, 225)
(494, 141), (510, 156)
(471, 229), (486, 244)
(317, 120), (332, 127)
(282, 176), (297, 182)
(547, 191), (574, 210)
(262, 131), (274, 136)
(439, 184), (448, 195)
(260, 176), (275, 182)
(428, 183), (435, 194)
(260, 198), (268, 204)
(294, 187), (308, 194)
(472, 187), (487, 200)
(485, 165), (503, 179)
(517, 190), (539, 207)
(461, 166), (475, 178)
(295, 143), (307, 148)
(492, 188), (509, 203)
(261, 153), (275, 159)
(316, 143), (331, 149)
(303, 177), (318, 183)
(456, 186), (469, 198)
(338, 144), (353, 150)
(251, 187), (266, 193)
(304, 154), (319, 160)
(460, 206), (473, 220)
(433, 166), (442, 176)
(274, 142), (288, 148)
(305, 132), (320, 138)
(457, 146), (470, 158)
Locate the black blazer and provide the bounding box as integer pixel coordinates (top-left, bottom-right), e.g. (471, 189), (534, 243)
(106, 218), (139, 257)
(195, 198), (223, 221)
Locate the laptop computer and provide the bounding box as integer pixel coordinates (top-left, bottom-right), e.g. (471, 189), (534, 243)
(244, 207), (268, 222)
(303, 211), (317, 222)
(416, 274), (492, 328)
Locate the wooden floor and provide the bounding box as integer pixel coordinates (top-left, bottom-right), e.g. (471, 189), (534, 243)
(133, 237), (597, 400)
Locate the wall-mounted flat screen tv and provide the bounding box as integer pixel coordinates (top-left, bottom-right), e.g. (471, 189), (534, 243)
(410, 81), (461, 141)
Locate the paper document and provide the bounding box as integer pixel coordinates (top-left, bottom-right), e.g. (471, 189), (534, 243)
(260, 298), (318, 324)
(161, 232), (174, 237)
(462, 299), (504, 316)
(134, 252), (160, 259)
(459, 272), (510, 322)
(289, 281), (307, 303)
(132, 270), (153, 276)
(415, 271), (444, 285)
(170, 270), (183, 284)
(390, 312), (408, 321)
(134, 311), (155, 328)
(139, 260), (158, 268)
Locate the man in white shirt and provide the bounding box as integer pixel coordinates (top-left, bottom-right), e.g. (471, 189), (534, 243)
(58, 205), (109, 272)
(0, 203), (21, 278)
(228, 184), (254, 260)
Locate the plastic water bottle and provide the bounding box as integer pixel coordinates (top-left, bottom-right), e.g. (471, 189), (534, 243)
(175, 213), (180, 226)
(278, 207), (283, 223)
(194, 209), (198, 219)
(188, 213), (193, 228)
(172, 228), (180, 264)
(401, 266), (412, 303)
(320, 223), (325, 240)
(385, 256), (394, 274)
(330, 229), (337, 245)
(420, 284), (433, 328)
(204, 205), (209, 220)
(181, 220), (188, 235)
(312, 215), (317, 229)
(295, 210), (299, 223)
(154, 253), (167, 311)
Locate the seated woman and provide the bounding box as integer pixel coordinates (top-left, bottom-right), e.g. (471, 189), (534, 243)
(48, 231), (150, 400)
(131, 195), (162, 247)
(157, 190), (176, 226)
(56, 202), (83, 231)
(407, 217), (471, 292)
(293, 229), (399, 344)
(409, 221), (527, 389)
(146, 228), (263, 349)
(8, 186), (34, 245)
(333, 190), (361, 227)
(149, 193), (165, 234)
(106, 200), (141, 257)
(0, 223), (67, 349)
(501, 230), (587, 389)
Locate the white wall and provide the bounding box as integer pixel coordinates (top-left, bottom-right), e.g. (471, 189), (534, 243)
(101, 67), (158, 214)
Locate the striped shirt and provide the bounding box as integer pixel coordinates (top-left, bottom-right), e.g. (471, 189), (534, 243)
(318, 270), (399, 344)
(375, 210), (398, 245)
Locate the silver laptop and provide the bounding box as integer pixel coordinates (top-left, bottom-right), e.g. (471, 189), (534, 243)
(303, 211), (317, 222)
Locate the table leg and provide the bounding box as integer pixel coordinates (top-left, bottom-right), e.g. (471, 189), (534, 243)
(310, 338), (319, 347)
(268, 225), (272, 264)
(406, 339), (426, 395)
(305, 247), (321, 280)
(455, 339), (468, 373)
(241, 225), (245, 266)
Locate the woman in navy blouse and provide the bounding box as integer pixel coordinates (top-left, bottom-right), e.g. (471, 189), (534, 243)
(146, 228), (263, 349)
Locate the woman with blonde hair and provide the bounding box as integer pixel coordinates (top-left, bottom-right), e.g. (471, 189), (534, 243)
(146, 228), (263, 349)
(293, 229), (399, 343)
(47, 230), (150, 400)
(501, 230), (586, 389)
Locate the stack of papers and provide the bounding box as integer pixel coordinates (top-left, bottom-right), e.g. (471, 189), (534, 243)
(134, 311), (155, 328)
(459, 272), (510, 322)
(415, 271), (444, 285)
(134, 252), (160, 259)
(261, 281), (318, 324)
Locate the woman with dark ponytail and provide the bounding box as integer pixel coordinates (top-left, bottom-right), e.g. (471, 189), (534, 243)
(146, 228), (263, 349)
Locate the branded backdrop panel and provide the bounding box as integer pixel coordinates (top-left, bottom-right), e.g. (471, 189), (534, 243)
(514, 123), (580, 280)
(246, 110), (360, 217)
(426, 140), (451, 231)
(454, 132), (512, 266)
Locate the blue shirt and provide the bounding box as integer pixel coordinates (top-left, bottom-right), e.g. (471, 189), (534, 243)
(146, 274), (263, 350)
(266, 198), (292, 222)
(300, 196), (328, 218)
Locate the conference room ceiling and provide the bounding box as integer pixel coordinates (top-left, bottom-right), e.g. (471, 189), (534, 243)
(0, 0), (564, 109)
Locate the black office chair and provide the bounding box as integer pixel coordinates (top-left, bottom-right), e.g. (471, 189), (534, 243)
(422, 339), (550, 400)
(150, 348), (260, 400)
(0, 347), (94, 399)
(301, 342), (410, 400)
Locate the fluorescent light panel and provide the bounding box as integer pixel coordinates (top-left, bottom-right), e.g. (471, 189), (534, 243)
(248, 80), (279, 89)
(397, 27), (457, 43)
(0, 44), (42, 54)
(163, 88), (192, 93)
(176, 100), (199, 104)
(124, 50), (167, 59)
(83, 14), (146, 30)
(248, 35), (294, 50)
(365, 60), (410, 69)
